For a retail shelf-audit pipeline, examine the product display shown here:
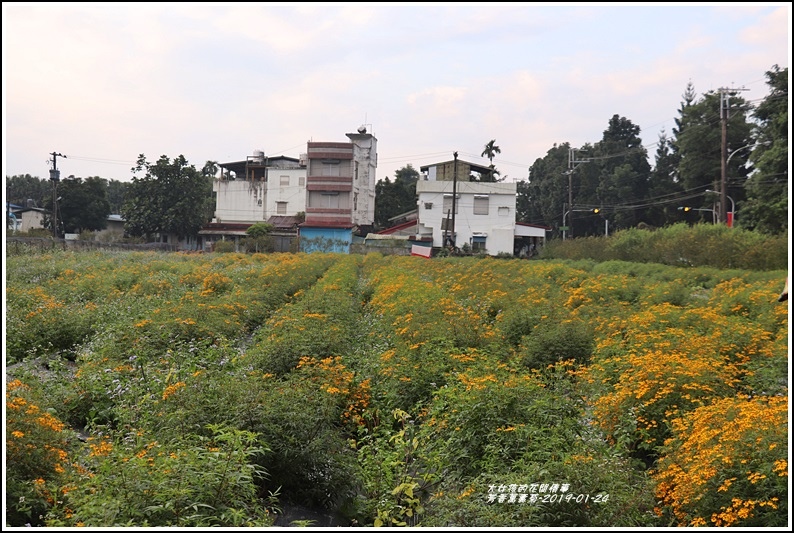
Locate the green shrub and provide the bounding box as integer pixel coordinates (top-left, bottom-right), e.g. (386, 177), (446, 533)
(212, 240), (235, 253)
(518, 318), (594, 370)
(45, 424), (276, 527)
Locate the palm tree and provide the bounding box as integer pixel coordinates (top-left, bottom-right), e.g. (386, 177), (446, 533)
(202, 160), (219, 178)
(481, 140), (501, 182)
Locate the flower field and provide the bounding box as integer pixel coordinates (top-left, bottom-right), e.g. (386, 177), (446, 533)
(5, 249), (789, 527)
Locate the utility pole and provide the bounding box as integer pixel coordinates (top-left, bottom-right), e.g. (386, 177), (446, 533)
(451, 151), (458, 249)
(718, 87), (748, 225)
(563, 148), (588, 238)
(49, 152), (66, 238)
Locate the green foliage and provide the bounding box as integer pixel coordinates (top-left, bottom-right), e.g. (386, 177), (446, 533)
(374, 164), (419, 229)
(742, 67), (788, 235)
(544, 223), (787, 270)
(353, 409), (433, 527)
(244, 222), (276, 252)
(245, 222), (274, 238)
(518, 318), (594, 370)
(5, 173), (51, 207)
(212, 239), (235, 253)
(242, 235), (274, 253)
(44, 424), (276, 527)
(6, 379), (75, 526)
(496, 308), (546, 347)
(53, 176), (111, 234)
(248, 256), (362, 375)
(121, 154), (213, 240)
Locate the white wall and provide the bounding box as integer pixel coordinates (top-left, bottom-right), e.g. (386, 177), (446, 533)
(266, 168), (307, 216)
(213, 169), (306, 223)
(416, 181), (517, 255)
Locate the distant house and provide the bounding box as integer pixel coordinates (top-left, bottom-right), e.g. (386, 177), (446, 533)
(94, 214), (126, 241)
(198, 153), (307, 251)
(415, 159), (517, 256)
(9, 206), (47, 233)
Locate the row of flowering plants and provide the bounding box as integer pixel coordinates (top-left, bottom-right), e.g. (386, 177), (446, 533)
(5, 248), (788, 527)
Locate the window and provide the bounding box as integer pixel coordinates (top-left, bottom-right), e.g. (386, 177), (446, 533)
(473, 195), (489, 215)
(308, 191), (349, 209)
(276, 201), (287, 215)
(322, 160), (340, 177)
(472, 235), (486, 253)
(498, 206), (510, 217)
(280, 175), (290, 186)
(299, 176), (305, 187)
(442, 194), (459, 215)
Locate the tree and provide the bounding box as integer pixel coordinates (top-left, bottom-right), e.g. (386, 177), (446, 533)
(202, 160), (220, 179)
(121, 154), (213, 241)
(675, 90), (752, 206)
(51, 176), (111, 234)
(525, 143), (571, 235)
(5, 174), (49, 208)
(106, 179), (130, 214)
(645, 130), (684, 227)
(740, 65), (788, 234)
(593, 115), (651, 232)
(670, 80), (696, 175)
(374, 164), (419, 229)
(515, 179), (533, 223)
(481, 139), (501, 182)
(244, 222), (275, 253)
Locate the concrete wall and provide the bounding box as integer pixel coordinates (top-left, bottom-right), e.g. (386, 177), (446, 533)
(213, 169), (307, 224)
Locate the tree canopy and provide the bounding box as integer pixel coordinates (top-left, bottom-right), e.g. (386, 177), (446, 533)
(121, 154), (213, 241)
(374, 164), (419, 229)
(740, 65), (788, 234)
(51, 176), (112, 234)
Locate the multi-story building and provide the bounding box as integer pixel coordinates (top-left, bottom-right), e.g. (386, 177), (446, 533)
(413, 158), (516, 256)
(212, 152), (306, 224)
(198, 152), (307, 251)
(299, 126), (378, 252)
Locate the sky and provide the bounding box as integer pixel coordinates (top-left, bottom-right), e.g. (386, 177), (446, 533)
(2, 2), (791, 185)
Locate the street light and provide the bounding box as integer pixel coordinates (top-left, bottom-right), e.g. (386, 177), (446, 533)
(705, 189), (734, 227)
(563, 207), (602, 239)
(726, 140), (771, 165)
(717, 141), (770, 224)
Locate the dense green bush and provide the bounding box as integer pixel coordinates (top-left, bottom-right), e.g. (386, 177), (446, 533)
(212, 240), (235, 253)
(518, 318), (594, 370)
(543, 223), (788, 270)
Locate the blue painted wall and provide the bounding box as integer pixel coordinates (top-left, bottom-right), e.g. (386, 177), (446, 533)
(299, 227), (353, 253)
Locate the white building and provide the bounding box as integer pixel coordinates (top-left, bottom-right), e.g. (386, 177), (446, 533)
(212, 154), (306, 224)
(415, 159), (518, 255)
